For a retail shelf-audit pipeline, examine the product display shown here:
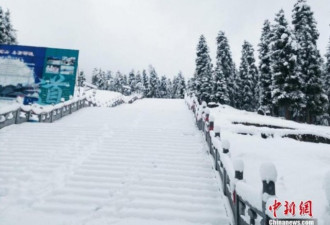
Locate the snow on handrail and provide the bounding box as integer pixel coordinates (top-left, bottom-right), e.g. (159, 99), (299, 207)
(0, 93), (142, 130)
(185, 93), (278, 225)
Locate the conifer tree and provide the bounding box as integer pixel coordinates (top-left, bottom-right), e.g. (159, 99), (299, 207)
(148, 65), (159, 98)
(135, 71), (144, 93)
(0, 7), (6, 44)
(77, 71), (86, 87)
(3, 10), (17, 44)
(214, 31), (235, 105)
(238, 41), (258, 111)
(258, 20), (273, 114)
(324, 38), (330, 115)
(128, 70), (136, 93)
(159, 76), (168, 98)
(142, 70), (149, 97)
(292, 0), (328, 123)
(175, 72), (186, 99)
(270, 9), (304, 120)
(166, 78), (173, 98)
(112, 71), (123, 93)
(194, 35), (213, 102)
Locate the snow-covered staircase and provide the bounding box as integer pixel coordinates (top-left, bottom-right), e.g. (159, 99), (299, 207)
(0, 99), (231, 225)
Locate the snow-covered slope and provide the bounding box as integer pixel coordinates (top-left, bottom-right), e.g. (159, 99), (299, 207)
(0, 99), (230, 225)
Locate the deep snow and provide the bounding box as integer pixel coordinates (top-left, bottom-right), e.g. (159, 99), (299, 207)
(0, 99), (230, 225)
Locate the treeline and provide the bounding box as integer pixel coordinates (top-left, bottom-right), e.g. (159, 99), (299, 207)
(0, 6), (17, 44)
(189, 0), (330, 125)
(78, 65), (186, 99)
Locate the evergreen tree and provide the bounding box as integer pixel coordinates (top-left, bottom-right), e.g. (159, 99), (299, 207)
(3, 10), (17, 44)
(213, 66), (229, 104)
(258, 20), (273, 114)
(166, 78), (173, 98)
(214, 31), (235, 105)
(324, 38), (330, 115)
(194, 35), (213, 102)
(270, 9), (304, 120)
(135, 71), (144, 93)
(113, 71), (124, 93)
(238, 41), (258, 111)
(174, 72), (186, 99)
(172, 75), (178, 98)
(0, 7), (6, 44)
(142, 70), (149, 97)
(128, 70), (136, 93)
(292, 0), (328, 123)
(77, 71), (86, 87)
(105, 70), (114, 91)
(159, 76), (168, 98)
(148, 65), (159, 98)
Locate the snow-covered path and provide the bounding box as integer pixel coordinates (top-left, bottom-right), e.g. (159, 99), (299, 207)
(0, 99), (230, 225)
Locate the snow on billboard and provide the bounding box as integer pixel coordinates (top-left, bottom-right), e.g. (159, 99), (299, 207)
(0, 44), (79, 104)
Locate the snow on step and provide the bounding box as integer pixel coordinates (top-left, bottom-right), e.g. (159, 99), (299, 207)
(0, 99), (230, 225)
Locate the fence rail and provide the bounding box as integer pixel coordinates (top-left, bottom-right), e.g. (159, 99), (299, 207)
(0, 97), (131, 130)
(186, 96), (277, 225)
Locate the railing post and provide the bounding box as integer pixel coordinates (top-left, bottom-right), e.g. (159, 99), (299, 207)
(233, 159), (244, 225)
(205, 108), (210, 122)
(260, 162), (277, 225)
(15, 108), (20, 124)
(214, 126), (220, 138)
(50, 110), (54, 123)
(221, 140), (230, 195)
(209, 116), (214, 131)
(222, 139), (230, 154)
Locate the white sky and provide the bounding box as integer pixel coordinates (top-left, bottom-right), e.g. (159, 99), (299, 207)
(2, 0), (330, 80)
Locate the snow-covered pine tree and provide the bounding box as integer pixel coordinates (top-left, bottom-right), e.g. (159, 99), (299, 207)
(174, 72), (186, 99)
(215, 31), (235, 105)
(270, 9), (304, 120)
(134, 71), (144, 94)
(258, 20), (273, 115)
(194, 35), (213, 103)
(172, 75), (178, 99)
(105, 70), (114, 90)
(166, 78), (173, 98)
(128, 70), (136, 93)
(231, 64), (240, 108)
(77, 71), (86, 87)
(324, 38), (330, 115)
(113, 71), (124, 93)
(159, 76), (168, 98)
(142, 70), (149, 97)
(3, 10), (17, 44)
(0, 7), (6, 44)
(148, 65), (159, 98)
(292, 0), (328, 123)
(213, 66), (229, 104)
(238, 41), (258, 111)
(91, 68), (99, 86)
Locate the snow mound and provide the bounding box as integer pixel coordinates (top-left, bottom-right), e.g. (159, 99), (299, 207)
(233, 159), (244, 172)
(222, 139), (230, 150)
(260, 162), (277, 182)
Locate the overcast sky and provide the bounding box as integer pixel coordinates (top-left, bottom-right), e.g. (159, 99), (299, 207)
(2, 0), (330, 80)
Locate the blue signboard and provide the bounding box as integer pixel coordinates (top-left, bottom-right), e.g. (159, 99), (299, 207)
(0, 44), (79, 105)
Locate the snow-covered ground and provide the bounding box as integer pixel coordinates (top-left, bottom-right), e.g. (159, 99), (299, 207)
(188, 99), (330, 223)
(0, 99), (230, 225)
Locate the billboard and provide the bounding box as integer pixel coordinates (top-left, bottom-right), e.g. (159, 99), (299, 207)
(0, 44), (79, 105)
